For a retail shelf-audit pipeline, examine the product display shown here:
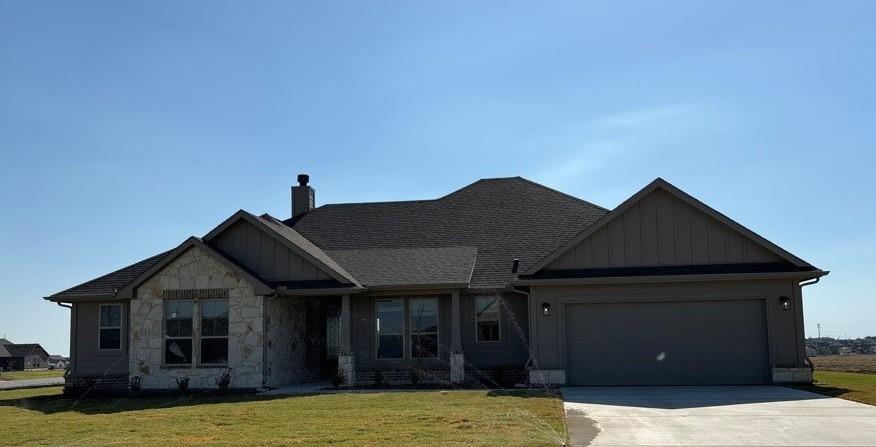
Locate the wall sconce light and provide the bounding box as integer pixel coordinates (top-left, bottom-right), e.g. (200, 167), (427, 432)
(542, 302), (551, 316)
(779, 296), (792, 311)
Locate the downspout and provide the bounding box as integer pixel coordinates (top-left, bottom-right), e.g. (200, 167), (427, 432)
(799, 277), (821, 375)
(55, 301), (73, 377)
(509, 286), (535, 370)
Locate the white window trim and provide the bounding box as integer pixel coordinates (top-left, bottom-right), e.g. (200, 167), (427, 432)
(163, 299), (194, 367)
(474, 296), (502, 343)
(98, 303), (123, 351)
(409, 297), (439, 359)
(198, 298), (229, 367)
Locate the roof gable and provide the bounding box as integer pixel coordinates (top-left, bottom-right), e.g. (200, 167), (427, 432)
(524, 178), (814, 275)
(116, 237), (273, 298)
(204, 210), (360, 287)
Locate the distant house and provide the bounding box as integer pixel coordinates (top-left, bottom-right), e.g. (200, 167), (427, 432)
(47, 355), (69, 370)
(0, 339), (49, 370)
(839, 347), (853, 356)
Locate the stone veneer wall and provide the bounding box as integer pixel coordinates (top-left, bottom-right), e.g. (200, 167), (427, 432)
(264, 297), (307, 387)
(129, 246), (265, 389)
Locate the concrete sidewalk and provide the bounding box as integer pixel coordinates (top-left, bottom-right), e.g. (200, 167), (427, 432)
(0, 377), (65, 390)
(562, 386), (876, 447)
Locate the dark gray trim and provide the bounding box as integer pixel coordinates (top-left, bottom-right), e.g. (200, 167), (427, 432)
(520, 263), (818, 280)
(514, 270), (829, 286)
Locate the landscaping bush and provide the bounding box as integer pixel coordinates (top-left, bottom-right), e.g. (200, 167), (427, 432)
(128, 376), (141, 396)
(493, 367), (505, 388)
(175, 376), (190, 394)
(409, 368), (420, 385)
(373, 370), (385, 386)
(215, 369), (232, 394)
(331, 372), (344, 387)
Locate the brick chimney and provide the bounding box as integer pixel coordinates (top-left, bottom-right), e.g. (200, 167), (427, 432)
(292, 174), (315, 218)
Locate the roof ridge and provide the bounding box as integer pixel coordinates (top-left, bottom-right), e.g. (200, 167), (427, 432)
(515, 177), (611, 212)
(304, 176), (607, 211)
(316, 198), (438, 208)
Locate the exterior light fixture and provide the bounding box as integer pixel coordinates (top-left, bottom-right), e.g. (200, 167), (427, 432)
(779, 296), (792, 311)
(542, 302), (551, 316)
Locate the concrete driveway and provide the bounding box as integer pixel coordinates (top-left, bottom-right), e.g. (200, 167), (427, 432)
(562, 386), (876, 447)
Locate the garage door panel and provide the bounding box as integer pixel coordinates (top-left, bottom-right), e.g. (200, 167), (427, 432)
(565, 300), (769, 385)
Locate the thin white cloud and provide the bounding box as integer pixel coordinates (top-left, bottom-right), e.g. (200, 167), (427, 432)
(589, 103), (703, 129)
(529, 103), (723, 192)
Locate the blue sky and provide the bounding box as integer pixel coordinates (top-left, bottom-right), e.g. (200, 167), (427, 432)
(1, 2), (873, 355)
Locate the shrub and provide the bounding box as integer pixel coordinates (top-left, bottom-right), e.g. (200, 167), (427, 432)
(331, 371), (344, 387)
(176, 376), (190, 394)
(409, 368), (420, 385)
(129, 376), (142, 396)
(373, 369), (385, 386)
(493, 367), (505, 388)
(215, 369), (232, 395)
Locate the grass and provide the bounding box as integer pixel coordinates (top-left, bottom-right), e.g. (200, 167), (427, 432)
(0, 387), (566, 446)
(0, 370), (65, 381)
(810, 354), (876, 374)
(792, 371), (876, 406)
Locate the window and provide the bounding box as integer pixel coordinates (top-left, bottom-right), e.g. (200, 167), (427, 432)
(376, 299), (404, 359)
(200, 299), (229, 365)
(475, 296), (501, 342)
(164, 300), (193, 365)
(410, 298), (439, 358)
(99, 304), (122, 350)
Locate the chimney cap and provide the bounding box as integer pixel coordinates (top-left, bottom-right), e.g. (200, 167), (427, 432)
(297, 174), (309, 187)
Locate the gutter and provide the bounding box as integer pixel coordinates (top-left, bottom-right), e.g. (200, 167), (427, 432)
(43, 293), (118, 303)
(275, 286), (364, 296)
(365, 282), (470, 291)
(513, 270), (830, 286)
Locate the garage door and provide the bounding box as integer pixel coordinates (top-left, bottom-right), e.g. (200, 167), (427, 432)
(565, 299), (769, 385)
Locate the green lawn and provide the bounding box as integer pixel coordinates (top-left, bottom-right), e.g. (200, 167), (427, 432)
(0, 369), (65, 381)
(792, 371), (876, 406)
(0, 387), (566, 446)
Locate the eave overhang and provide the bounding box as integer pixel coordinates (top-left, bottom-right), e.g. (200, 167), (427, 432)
(513, 269), (829, 286)
(43, 293), (119, 303)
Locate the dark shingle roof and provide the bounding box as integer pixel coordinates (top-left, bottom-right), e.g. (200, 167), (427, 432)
(49, 251), (170, 298)
(289, 177), (608, 289)
(50, 177), (608, 296)
(0, 343), (48, 358)
(326, 246), (478, 288)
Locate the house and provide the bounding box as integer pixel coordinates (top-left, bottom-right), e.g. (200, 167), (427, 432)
(45, 176), (826, 391)
(0, 339), (49, 370)
(48, 355), (69, 370)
